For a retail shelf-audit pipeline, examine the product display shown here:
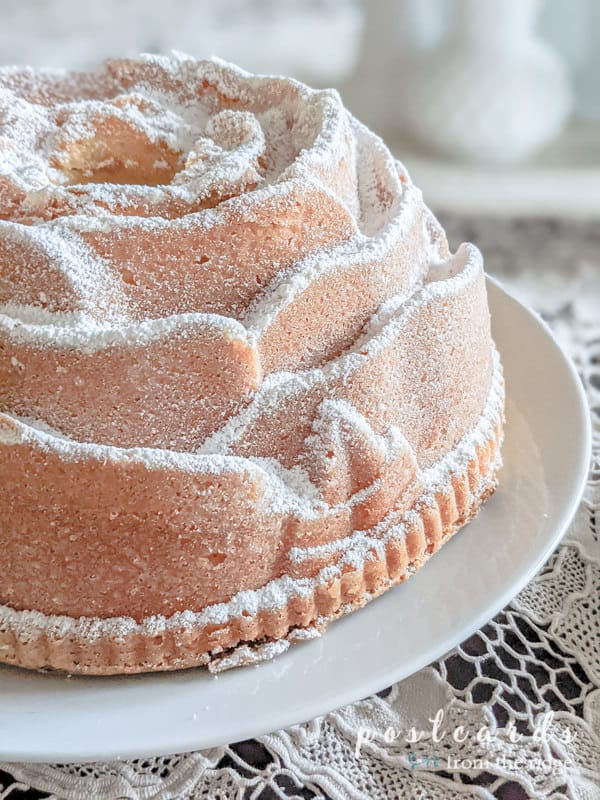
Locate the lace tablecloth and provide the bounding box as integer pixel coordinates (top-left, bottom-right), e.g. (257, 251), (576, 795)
(1, 216), (598, 800)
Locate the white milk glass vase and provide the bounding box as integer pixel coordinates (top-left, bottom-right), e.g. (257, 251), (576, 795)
(398, 0), (573, 163)
(342, 0), (446, 133)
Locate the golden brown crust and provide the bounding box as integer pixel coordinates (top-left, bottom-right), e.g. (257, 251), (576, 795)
(0, 416), (502, 675)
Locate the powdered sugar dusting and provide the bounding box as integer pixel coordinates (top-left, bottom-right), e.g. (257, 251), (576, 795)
(208, 639), (291, 673)
(0, 350), (503, 645)
(200, 243), (482, 456)
(0, 241), (484, 505)
(1, 52), (370, 221)
(0, 55), (502, 667)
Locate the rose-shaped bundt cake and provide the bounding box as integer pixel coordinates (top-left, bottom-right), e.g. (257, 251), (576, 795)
(0, 54), (503, 673)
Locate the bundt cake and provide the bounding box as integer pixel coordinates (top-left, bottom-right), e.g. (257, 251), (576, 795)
(0, 54), (504, 674)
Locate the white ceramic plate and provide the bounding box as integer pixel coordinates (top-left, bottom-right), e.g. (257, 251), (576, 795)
(0, 278), (590, 763)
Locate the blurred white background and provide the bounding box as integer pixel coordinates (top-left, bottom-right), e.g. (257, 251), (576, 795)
(0, 0), (598, 118)
(0, 0), (361, 83)
(1, 0), (599, 214)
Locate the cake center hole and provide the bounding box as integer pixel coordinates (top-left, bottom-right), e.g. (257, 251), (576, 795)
(54, 132), (182, 187)
(50, 97), (191, 187)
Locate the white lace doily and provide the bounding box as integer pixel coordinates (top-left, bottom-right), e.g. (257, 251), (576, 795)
(1, 216), (598, 800)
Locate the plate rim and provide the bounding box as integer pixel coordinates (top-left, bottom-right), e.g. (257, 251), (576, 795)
(0, 276), (592, 762)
